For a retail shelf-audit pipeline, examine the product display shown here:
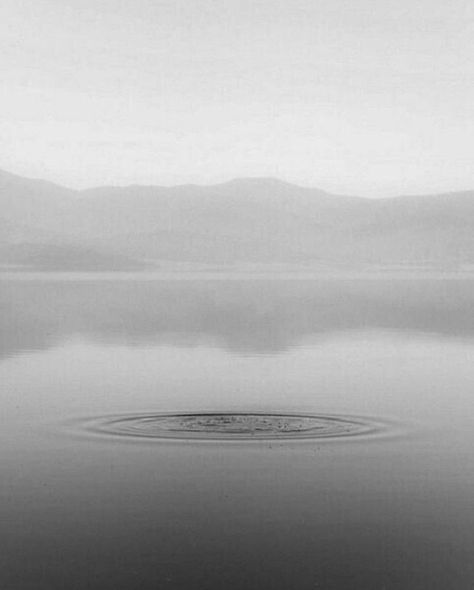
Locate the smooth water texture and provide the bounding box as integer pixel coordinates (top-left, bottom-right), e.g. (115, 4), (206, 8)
(1, 276), (474, 589)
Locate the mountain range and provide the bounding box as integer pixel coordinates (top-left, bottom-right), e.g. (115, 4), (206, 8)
(1, 168), (473, 272)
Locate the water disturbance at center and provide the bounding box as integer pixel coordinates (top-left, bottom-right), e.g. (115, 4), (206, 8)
(77, 412), (382, 441)
(3, 277), (474, 590)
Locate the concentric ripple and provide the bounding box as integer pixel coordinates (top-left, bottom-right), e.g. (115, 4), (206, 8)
(79, 412), (382, 441)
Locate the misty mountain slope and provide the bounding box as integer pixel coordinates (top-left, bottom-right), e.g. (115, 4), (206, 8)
(0, 168), (78, 230)
(75, 178), (370, 238)
(91, 188), (474, 265)
(0, 217), (61, 244)
(0, 242), (149, 271)
(0, 201), (148, 271)
(1, 168), (473, 270)
(92, 224), (342, 264)
(359, 191), (474, 234)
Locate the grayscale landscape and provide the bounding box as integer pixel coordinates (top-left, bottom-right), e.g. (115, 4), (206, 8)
(1, 167), (473, 272)
(2, 0), (474, 589)
(2, 274), (474, 590)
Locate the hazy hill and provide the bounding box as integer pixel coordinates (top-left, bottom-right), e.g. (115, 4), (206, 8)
(0, 242), (150, 271)
(0, 168), (473, 271)
(0, 168), (77, 229)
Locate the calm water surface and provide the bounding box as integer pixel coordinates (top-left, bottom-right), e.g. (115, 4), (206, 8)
(1, 276), (474, 589)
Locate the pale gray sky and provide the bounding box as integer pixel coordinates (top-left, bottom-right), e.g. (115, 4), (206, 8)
(1, 0), (473, 196)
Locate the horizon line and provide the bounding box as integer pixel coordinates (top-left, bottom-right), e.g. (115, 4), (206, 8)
(1, 166), (474, 201)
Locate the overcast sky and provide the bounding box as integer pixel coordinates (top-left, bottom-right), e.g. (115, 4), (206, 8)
(1, 0), (473, 196)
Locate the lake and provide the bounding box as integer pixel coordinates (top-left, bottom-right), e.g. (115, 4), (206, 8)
(1, 275), (474, 589)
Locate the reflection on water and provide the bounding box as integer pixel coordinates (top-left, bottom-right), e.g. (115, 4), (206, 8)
(1, 275), (474, 589)
(1, 276), (474, 359)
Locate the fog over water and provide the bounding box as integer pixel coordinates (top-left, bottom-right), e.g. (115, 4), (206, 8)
(1, 275), (474, 589)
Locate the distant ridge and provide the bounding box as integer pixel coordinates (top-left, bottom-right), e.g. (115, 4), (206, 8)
(1, 168), (473, 271)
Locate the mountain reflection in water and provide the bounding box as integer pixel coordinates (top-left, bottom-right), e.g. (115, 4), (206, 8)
(1, 276), (474, 359)
(1, 275), (474, 590)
